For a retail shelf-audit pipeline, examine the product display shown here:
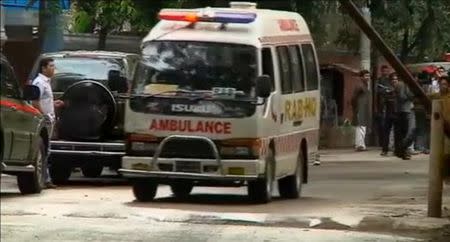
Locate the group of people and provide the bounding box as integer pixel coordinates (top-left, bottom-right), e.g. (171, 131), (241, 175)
(352, 64), (449, 160)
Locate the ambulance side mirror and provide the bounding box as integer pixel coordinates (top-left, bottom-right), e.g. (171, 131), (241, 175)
(255, 75), (272, 98)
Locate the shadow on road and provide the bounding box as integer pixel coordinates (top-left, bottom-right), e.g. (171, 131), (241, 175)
(0, 192), (24, 199)
(55, 175), (130, 187)
(124, 194), (335, 214)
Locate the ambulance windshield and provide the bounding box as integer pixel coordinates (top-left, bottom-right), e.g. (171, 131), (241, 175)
(133, 41), (257, 98)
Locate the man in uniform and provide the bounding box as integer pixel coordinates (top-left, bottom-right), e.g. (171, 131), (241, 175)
(32, 57), (64, 188)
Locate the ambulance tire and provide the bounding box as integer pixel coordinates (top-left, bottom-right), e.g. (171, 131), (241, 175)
(170, 182), (194, 200)
(132, 179), (157, 202)
(278, 149), (304, 199)
(248, 149), (274, 204)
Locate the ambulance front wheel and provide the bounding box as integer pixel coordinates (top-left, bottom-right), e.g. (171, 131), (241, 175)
(170, 182), (194, 200)
(247, 149), (275, 204)
(132, 179), (158, 202)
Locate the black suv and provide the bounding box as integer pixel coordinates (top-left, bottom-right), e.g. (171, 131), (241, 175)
(29, 51), (139, 183)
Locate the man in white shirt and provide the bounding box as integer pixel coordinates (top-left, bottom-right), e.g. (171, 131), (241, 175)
(32, 57), (64, 189)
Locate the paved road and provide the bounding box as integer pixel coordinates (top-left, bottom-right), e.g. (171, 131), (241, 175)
(1, 215), (420, 242)
(1, 151), (449, 241)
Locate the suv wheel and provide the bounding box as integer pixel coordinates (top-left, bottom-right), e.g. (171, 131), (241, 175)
(81, 163), (103, 178)
(50, 162), (72, 184)
(17, 137), (45, 194)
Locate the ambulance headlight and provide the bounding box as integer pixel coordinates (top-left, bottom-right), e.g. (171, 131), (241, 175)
(219, 139), (261, 158)
(131, 142), (159, 152)
(220, 146), (252, 157)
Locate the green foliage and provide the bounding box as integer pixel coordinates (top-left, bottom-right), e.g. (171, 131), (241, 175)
(68, 0), (450, 60)
(95, 0), (137, 32)
(72, 0), (137, 33)
(72, 10), (94, 33)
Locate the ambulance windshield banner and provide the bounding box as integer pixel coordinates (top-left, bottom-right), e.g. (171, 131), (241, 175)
(129, 95), (256, 118)
(134, 41), (257, 97)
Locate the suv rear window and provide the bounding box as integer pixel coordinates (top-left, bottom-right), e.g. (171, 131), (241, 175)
(30, 57), (127, 92)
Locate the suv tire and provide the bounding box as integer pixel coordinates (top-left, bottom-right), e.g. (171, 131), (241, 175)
(50, 162), (72, 184)
(81, 163), (103, 178)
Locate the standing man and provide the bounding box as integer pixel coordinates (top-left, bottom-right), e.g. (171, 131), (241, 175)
(392, 77), (415, 160)
(32, 57), (64, 189)
(380, 73), (398, 156)
(352, 70), (371, 151)
(376, 65), (392, 148)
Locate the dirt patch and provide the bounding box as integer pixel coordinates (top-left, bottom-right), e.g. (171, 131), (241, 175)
(63, 212), (127, 219)
(1, 210), (40, 216)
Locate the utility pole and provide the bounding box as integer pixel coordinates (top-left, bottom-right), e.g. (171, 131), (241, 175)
(427, 99), (445, 218)
(0, 4), (6, 49)
(35, 0), (64, 53)
(41, 0), (64, 53)
(38, 0), (47, 52)
(359, 5), (373, 143)
(360, 7), (371, 71)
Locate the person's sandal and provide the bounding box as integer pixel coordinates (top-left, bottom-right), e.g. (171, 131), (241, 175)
(44, 182), (57, 189)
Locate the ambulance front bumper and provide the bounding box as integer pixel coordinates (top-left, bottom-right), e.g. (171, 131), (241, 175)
(119, 156), (262, 181)
(119, 135), (266, 181)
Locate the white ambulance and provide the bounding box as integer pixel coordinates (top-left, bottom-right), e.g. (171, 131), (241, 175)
(119, 2), (320, 203)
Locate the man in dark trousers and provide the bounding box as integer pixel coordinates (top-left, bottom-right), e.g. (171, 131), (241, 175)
(352, 70), (371, 151)
(391, 76), (415, 160)
(375, 65), (391, 146)
(380, 73), (397, 156)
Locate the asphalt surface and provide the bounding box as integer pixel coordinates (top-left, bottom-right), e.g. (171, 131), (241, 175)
(1, 150), (450, 241)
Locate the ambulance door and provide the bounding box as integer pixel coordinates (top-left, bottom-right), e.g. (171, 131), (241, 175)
(275, 45), (299, 177)
(301, 43), (321, 158)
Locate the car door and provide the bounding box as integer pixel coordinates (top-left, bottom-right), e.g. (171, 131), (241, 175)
(0, 60), (37, 162)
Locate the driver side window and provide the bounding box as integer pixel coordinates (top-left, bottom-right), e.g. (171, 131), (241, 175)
(0, 62), (21, 98)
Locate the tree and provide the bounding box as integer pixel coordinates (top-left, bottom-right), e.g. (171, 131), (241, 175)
(27, 0), (63, 52)
(69, 0), (450, 60)
(73, 0), (137, 50)
(337, 0), (450, 62)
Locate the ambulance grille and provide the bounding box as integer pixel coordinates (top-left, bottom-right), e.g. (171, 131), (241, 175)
(159, 139), (216, 159)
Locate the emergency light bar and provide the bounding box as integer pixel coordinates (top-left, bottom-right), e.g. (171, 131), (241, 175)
(158, 9), (257, 24)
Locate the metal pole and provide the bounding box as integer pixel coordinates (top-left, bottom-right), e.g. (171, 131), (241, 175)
(338, 0), (431, 111)
(0, 4), (5, 49)
(360, 7), (371, 71)
(427, 99), (444, 218)
(41, 0), (64, 53)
